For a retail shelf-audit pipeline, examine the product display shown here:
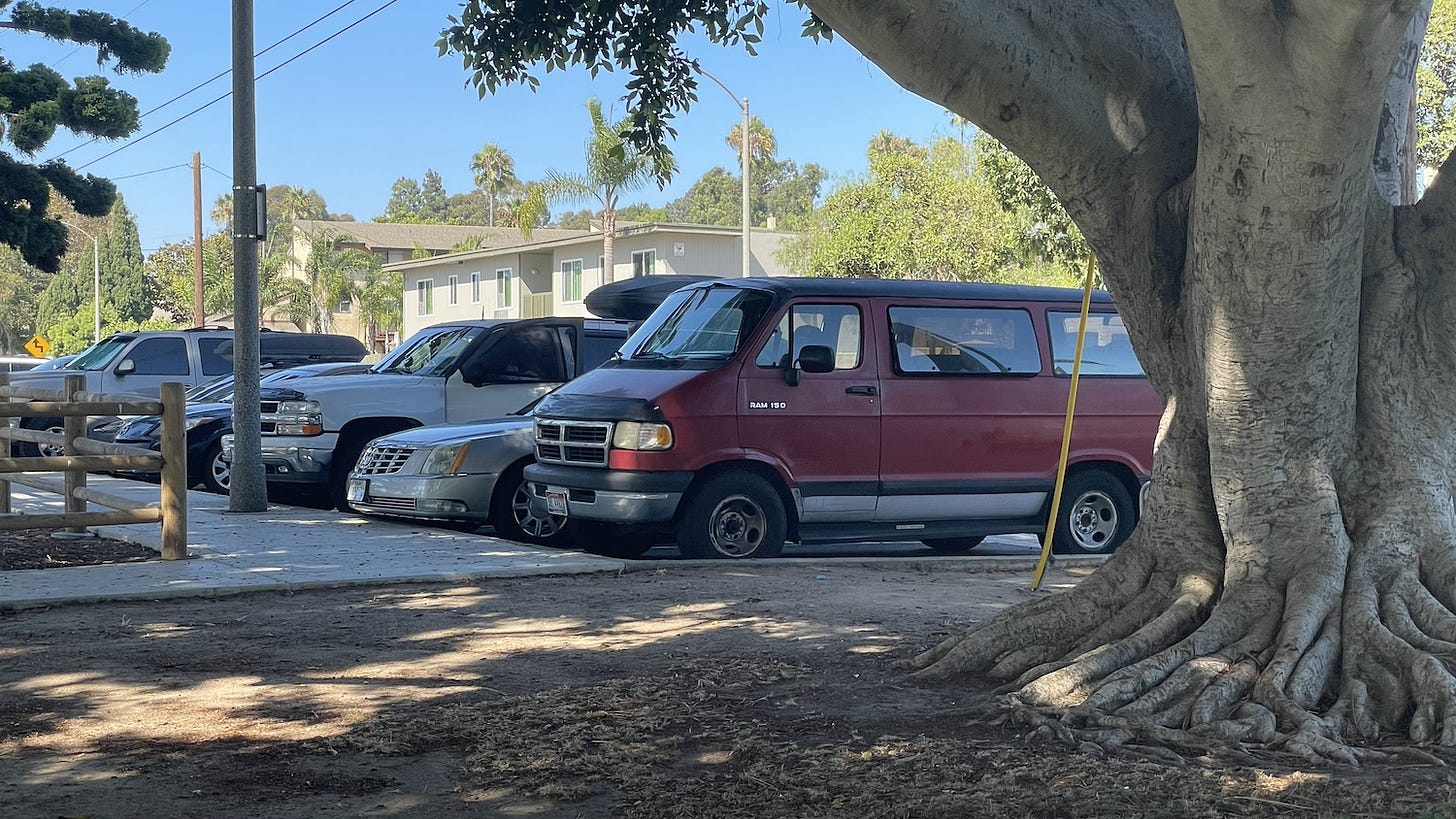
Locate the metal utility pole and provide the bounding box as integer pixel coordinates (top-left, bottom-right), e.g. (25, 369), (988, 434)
(698, 68), (752, 278)
(192, 151), (204, 326)
(230, 0), (265, 512)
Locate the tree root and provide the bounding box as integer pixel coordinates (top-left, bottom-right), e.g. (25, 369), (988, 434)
(913, 521), (1456, 766)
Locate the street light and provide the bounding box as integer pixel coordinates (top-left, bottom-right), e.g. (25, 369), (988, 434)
(697, 67), (751, 278)
(61, 220), (101, 343)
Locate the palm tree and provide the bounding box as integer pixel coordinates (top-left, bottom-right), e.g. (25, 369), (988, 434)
(280, 229), (374, 332)
(210, 193), (232, 231)
(355, 266), (403, 352)
(519, 99), (671, 284)
(726, 115), (776, 163)
(470, 142), (518, 227)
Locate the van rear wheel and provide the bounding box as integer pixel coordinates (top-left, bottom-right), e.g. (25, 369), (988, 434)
(676, 472), (786, 559)
(1052, 470), (1136, 555)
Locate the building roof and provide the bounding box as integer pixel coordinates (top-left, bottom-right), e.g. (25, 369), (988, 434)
(292, 220), (590, 252)
(382, 222), (802, 272)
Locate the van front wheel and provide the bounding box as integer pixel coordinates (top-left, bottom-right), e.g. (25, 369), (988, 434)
(1051, 471), (1136, 555)
(676, 472), (786, 559)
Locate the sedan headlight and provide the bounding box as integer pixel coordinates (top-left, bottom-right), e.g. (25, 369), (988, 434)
(611, 421), (673, 451)
(419, 443), (469, 475)
(184, 416), (218, 431)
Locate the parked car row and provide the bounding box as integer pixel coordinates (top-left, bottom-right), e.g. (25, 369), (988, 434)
(50, 277), (1162, 561)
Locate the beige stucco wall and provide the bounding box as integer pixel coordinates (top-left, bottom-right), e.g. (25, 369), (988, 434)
(394, 227), (803, 339)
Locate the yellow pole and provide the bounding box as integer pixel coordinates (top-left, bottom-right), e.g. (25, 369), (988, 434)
(1032, 255), (1097, 590)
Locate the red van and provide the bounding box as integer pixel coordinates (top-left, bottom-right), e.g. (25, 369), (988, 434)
(524, 278), (1163, 559)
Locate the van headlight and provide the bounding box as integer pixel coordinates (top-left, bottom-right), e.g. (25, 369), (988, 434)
(611, 421), (673, 451)
(273, 399), (324, 436)
(420, 443), (469, 475)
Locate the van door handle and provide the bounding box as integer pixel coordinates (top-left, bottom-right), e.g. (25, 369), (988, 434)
(846, 385), (877, 396)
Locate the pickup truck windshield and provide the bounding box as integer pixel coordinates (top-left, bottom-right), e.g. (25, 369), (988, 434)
(626, 286), (774, 360)
(372, 325), (485, 376)
(68, 336), (133, 371)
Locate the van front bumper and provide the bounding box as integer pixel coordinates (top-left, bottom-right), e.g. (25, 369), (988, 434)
(523, 463), (694, 524)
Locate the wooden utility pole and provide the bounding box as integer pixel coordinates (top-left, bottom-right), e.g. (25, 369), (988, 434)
(193, 151), (204, 326)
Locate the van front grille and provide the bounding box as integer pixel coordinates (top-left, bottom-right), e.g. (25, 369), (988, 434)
(535, 419), (612, 467)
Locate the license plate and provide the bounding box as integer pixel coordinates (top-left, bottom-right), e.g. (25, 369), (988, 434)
(346, 478), (367, 504)
(545, 487), (569, 517)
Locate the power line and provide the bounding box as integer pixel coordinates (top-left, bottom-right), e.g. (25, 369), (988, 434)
(202, 163), (232, 181)
(108, 162), (187, 181)
(48, 0), (367, 164)
(74, 0), (402, 172)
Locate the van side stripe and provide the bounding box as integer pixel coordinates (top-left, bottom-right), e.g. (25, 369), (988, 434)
(797, 479), (1055, 497)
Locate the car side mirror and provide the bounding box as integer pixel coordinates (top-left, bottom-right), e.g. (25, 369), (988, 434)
(783, 344), (835, 386)
(115, 359), (136, 376)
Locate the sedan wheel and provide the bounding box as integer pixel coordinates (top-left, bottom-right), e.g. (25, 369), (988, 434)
(199, 441), (230, 494)
(491, 464), (568, 545)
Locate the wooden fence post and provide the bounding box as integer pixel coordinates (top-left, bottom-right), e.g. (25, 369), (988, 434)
(63, 373), (85, 533)
(158, 381), (188, 559)
(0, 371), (8, 514)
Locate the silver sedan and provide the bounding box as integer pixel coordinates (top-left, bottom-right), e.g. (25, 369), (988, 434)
(345, 417), (567, 544)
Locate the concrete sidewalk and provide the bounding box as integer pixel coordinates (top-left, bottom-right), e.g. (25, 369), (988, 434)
(0, 475), (626, 609)
(0, 475), (1090, 610)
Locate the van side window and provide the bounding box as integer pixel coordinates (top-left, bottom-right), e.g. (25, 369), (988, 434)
(198, 338), (232, 376)
(889, 307), (1040, 375)
(1047, 312), (1145, 376)
(123, 338), (190, 376)
(755, 304), (863, 370)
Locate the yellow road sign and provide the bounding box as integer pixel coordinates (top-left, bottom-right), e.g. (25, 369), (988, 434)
(23, 334), (50, 358)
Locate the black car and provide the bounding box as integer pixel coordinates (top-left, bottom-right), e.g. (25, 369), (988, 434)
(112, 362), (372, 493)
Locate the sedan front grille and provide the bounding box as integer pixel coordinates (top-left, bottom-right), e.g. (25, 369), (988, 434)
(535, 419), (612, 467)
(355, 444), (417, 475)
(361, 495), (416, 511)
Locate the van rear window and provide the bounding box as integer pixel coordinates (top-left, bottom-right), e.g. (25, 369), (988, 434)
(889, 307), (1041, 375)
(1047, 312), (1145, 376)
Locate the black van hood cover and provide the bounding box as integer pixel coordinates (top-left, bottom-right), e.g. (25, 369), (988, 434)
(533, 390), (666, 423)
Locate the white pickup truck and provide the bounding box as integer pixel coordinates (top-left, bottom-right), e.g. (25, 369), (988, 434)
(224, 317), (631, 509)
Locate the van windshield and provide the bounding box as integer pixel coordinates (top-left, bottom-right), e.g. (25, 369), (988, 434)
(372, 325), (485, 376)
(625, 286), (774, 361)
(68, 336), (133, 371)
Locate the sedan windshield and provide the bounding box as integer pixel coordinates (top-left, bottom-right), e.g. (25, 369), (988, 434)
(68, 337), (132, 371)
(625, 286), (774, 360)
(371, 325), (485, 376)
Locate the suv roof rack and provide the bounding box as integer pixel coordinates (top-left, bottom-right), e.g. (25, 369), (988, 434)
(182, 325), (278, 332)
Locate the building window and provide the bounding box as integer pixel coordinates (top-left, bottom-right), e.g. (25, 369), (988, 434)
(561, 259), (584, 302)
(471, 272), (481, 304)
(373, 249), (390, 265)
(416, 279), (433, 316)
(337, 293), (352, 313)
(631, 249), (656, 277)
(448, 275), (459, 306)
(496, 267), (514, 308)
(598, 255), (606, 278)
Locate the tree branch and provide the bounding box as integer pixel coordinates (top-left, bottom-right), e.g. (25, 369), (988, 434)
(803, 0), (1197, 245)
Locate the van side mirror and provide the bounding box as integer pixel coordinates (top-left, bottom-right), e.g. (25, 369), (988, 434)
(115, 359), (136, 376)
(798, 345), (835, 374)
(783, 344), (835, 386)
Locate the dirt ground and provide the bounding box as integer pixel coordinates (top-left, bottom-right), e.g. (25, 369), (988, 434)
(1, 558), (1454, 819)
(0, 529), (157, 570)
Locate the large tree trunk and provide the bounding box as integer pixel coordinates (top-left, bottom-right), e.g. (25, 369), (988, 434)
(807, 0), (1456, 760)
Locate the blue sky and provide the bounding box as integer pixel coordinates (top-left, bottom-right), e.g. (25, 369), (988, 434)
(10, 1), (961, 252)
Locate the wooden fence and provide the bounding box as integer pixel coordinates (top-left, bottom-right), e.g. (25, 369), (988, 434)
(0, 373), (187, 560)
